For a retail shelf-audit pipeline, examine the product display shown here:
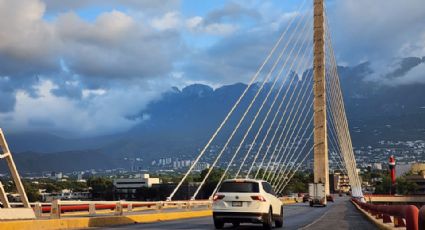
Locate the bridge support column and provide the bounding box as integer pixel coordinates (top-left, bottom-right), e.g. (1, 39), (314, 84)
(313, 0), (329, 195)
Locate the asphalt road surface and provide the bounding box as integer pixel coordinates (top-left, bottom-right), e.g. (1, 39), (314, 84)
(97, 197), (377, 230)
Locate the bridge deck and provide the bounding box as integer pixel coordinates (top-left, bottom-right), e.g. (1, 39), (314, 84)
(96, 197), (377, 230)
(302, 197), (376, 230)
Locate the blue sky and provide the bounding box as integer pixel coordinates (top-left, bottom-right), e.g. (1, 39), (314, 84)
(0, 0), (424, 137)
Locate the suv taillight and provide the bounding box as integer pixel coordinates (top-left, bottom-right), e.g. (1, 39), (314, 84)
(251, 195), (266, 202)
(213, 194), (225, 201)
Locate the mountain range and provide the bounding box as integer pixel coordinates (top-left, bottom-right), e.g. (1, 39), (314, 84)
(2, 57), (425, 173)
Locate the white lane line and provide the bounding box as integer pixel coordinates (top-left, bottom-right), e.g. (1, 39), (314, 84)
(297, 204), (334, 230)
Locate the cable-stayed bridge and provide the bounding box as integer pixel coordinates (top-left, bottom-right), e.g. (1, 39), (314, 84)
(0, 0), (424, 229)
(167, 0), (362, 202)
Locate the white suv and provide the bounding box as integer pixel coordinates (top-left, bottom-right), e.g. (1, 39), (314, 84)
(212, 179), (283, 229)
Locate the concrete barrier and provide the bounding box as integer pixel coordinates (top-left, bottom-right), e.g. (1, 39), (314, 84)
(0, 208), (35, 220)
(351, 200), (394, 230)
(0, 209), (212, 230)
(352, 198), (419, 230)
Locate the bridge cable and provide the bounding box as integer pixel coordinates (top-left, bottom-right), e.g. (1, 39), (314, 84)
(260, 62), (313, 182)
(191, 4), (313, 200)
(271, 81), (314, 187)
(167, 0), (308, 201)
(205, 11), (314, 198)
(244, 47), (312, 179)
(232, 16), (314, 179)
(252, 43), (313, 180)
(277, 141), (314, 194)
(266, 80), (313, 184)
(324, 6), (363, 197)
(235, 33), (314, 178)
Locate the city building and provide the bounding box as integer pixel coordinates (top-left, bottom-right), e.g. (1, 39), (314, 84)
(405, 163), (425, 195)
(372, 163), (382, 171)
(333, 172), (350, 193)
(39, 189), (91, 202)
(113, 174), (160, 200)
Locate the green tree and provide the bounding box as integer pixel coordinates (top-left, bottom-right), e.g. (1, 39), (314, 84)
(396, 177), (418, 195)
(87, 177), (114, 200)
(22, 181), (40, 202)
(374, 175), (392, 194)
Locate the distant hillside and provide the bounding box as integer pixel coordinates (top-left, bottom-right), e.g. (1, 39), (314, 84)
(4, 57), (425, 173)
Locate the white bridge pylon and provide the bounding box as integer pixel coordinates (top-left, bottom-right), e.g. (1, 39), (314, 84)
(168, 0), (363, 201)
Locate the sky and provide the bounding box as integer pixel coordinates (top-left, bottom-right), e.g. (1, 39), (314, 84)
(0, 0), (424, 137)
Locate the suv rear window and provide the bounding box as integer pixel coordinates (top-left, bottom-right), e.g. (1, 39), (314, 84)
(218, 181), (259, 193)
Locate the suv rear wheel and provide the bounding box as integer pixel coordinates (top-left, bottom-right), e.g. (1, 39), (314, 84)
(275, 206), (283, 228)
(213, 217), (224, 229)
(262, 208), (273, 230)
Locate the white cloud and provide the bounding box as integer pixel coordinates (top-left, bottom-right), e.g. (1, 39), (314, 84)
(0, 0), (183, 79)
(390, 62), (425, 85)
(203, 23), (238, 36)
(82, 88), (107, 99)
(330, 0), (425, 64)
(2, 0), (424, 137)
(186, 16), (203, 30)
(151, 11), (181, 30)
(185, 16), (238, 36)
(0, 79), (160, 136)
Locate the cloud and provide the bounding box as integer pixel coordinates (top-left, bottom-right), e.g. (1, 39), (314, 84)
(185, 2), (261, 36)
(1, 0), (424, 137)
(0, 79), (161, 136)
(42, 0), (180, 15)
(186, 17), (238, 36)
(0, 0), (59, 77)
(203, 2), (261, 25)
(0, 0), (184, 81)
(0, 0), (185, 106)
(182, 8), (312, 86)
(55, 10), (183, 79)
(385, 60), (425, 86)
(151, 11), (181, 30)
(329, 0), (425, 64)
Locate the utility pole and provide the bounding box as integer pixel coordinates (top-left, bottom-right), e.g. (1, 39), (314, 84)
(313, 0), (329, 195)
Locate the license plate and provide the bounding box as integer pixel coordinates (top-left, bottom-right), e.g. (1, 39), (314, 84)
(232, 201), (242, 207)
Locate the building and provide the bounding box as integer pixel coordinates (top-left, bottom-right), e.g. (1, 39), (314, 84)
(333, 172), (350, 193)
(49, 172), (63, 180)
(396, 163), (413, 177)
(372, 163), (382, 171)
(405, 163), (425, 195)
(113, 174), (160, 200)
(410, 163), (425, 174)
(39, 189), (91, 202)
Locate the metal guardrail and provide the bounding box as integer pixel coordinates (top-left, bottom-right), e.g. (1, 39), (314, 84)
(419, 206), (425, 230)
(352, 198), (419, 230)
(364, 194), (425, 203)
(10, 200), (212, 219)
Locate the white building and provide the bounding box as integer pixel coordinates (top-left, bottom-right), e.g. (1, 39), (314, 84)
(113, 174), (160, 200)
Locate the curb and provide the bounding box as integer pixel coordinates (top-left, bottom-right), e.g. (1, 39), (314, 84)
(0, 209), (212, 230)
(351, 201), (395, 230)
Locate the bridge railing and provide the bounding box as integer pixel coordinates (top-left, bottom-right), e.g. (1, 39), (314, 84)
(7, 196), (300, 219)
(352, 198), (419, 230)
(10, 200), (212, 219)
(419, 206), (425, 230)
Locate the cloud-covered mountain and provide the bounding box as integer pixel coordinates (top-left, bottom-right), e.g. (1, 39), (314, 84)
(3, 57), (425, 173)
